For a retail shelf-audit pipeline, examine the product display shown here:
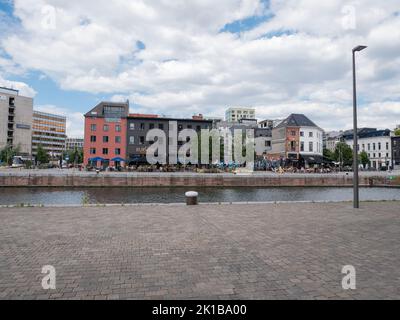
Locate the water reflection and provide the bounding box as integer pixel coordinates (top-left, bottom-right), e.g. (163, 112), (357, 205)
(0, 187), (399, 205)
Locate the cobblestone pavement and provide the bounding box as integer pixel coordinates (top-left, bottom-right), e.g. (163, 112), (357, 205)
(0, 201), (399, 300)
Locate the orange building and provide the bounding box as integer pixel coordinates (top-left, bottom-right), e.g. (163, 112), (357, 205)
(84, 101), (129, 168)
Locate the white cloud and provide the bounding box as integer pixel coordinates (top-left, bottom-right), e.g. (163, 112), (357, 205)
(0, 75), (36, 97)
(0, 0), (399, 132)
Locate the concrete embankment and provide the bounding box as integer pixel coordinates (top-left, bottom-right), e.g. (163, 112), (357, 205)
(0, 171), (399, 187)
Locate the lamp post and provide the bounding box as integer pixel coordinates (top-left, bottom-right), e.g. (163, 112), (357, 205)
(352, 45), (367, 209)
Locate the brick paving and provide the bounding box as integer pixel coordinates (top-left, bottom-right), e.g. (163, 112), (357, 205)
(0, 201), (399, 300)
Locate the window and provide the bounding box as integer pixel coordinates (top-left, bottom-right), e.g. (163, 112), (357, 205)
(90, 148), (96, 154)
(139, 136), (145, 145)
(129, 136), (135, 144)
(300, 131), (304, 137)
(149, 123), (155, 129)
(309, 132), (313, 138)
(116, 125), (121, 132)
(368, 143), (370, 151)
(158, 123), (164, 130)
(115, 148), (121, 155)
(129, 123), (135, 130)
(115, 136), (121, 143)
(103, 136), (109, 143)
(379, 153), (381, 158)
(291, 130), (296, 136)
(378, 142), (381, 150)
(103, 124), (109, 132)
(90, 135), (96, 142)
(300, 142), (305, 152)
(309, 142), (313, 152)
(140, 123), (145, 130)
(373, 143), (376, 150)
(265, 141), (271, 147)
(362, 144), (365, 150)
(90, 124), (97, 131)
(196, 125), (201, 131)
(178, 124), (183, 131)
(386, 142), (389, 150)
(102, 148), (108, 155)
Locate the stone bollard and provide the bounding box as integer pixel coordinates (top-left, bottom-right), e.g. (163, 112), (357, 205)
(185, 191), (199, 206)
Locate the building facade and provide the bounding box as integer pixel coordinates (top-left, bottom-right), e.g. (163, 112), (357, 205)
(84, 101), (129, 168)
(32, 110), (67, 158)
(343, 129), (392, 170)
(65, 138), (84, 151)
(0, 87), (33, 157)
(392, 136), (400, 170)
(127, 116), (213, 165)
(225, 107), (255, 122)
(269, 114), (324, 167)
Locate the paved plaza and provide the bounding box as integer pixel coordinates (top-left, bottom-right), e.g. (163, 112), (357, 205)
(0, 201), (399, 300)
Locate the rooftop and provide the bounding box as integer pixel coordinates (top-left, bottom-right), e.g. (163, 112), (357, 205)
(276, 113), (319, 129)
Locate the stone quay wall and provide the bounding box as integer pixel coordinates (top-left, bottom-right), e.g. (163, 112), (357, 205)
(0, 172), (399, 188)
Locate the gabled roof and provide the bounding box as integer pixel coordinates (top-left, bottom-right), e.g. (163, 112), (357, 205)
(276, 114), (318, 129)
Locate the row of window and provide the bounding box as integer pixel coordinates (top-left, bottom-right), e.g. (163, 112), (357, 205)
(368, 153), (390, 159)
(90, 148), (121, 155)
(359, 142), (390, 151)
(128, 123), (203, 131)
(290, 131), (320, 138)
(90, 135), (122, 143)
(90, 124), (121, 132)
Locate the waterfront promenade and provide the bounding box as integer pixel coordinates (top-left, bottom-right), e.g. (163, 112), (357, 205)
(0, 168), (399, 187)
(0, 201), (399, 300)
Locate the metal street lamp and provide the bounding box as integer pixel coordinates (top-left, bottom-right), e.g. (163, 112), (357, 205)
(352, 45), (367, 209)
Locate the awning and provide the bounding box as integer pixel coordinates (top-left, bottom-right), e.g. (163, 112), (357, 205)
(111, 157), (126, 162)
(89, 157), (105, 162)
(300, 155), (324, 164)
(129, 155), (148, 164)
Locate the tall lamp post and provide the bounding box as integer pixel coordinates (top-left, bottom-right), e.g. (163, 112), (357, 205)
(352, 45), (367, 209)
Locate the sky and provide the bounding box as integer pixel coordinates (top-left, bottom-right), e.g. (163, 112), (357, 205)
(0, 0), (399, 138)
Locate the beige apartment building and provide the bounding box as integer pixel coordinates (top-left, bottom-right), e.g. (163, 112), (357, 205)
(225, 107), (255, 122)
(32, 110), (67, 158)
(0, 87), (33, 157)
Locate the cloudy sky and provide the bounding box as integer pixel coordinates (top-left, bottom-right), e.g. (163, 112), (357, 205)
(0, 0), (399, 137)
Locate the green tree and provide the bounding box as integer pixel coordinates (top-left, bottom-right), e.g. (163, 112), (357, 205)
(64, 148), (83, 165)
(36, 144), (49, 164)
(0, 145), (21, 165)
(395, 128), (400, 136)
(359, 151), (370, 168)
(334, 142), (353, 167)
(323, 148), (335, 161)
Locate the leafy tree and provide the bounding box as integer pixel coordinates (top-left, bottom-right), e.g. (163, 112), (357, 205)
(323, 148), (335, 161)
(0, 145), (21, 165)
(395, 128), (400, 136)
(64, 148), (83, 165)
(359, 151), (370, 168)
(36, 144), (49, 164)
(334, 142), (353, 167)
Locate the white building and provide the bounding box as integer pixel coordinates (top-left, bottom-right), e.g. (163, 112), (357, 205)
(0, 87), (33, 157)
(225, 107), (255, 122)
(343, 129), (392, 169)
(269, 114), (324, 167)
(65, 138), (84, 151)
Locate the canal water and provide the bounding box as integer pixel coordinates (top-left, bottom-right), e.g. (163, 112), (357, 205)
(0, 187), (399, 205)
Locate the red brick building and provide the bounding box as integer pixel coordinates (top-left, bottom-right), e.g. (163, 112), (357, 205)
(84, 101), (129, 168)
